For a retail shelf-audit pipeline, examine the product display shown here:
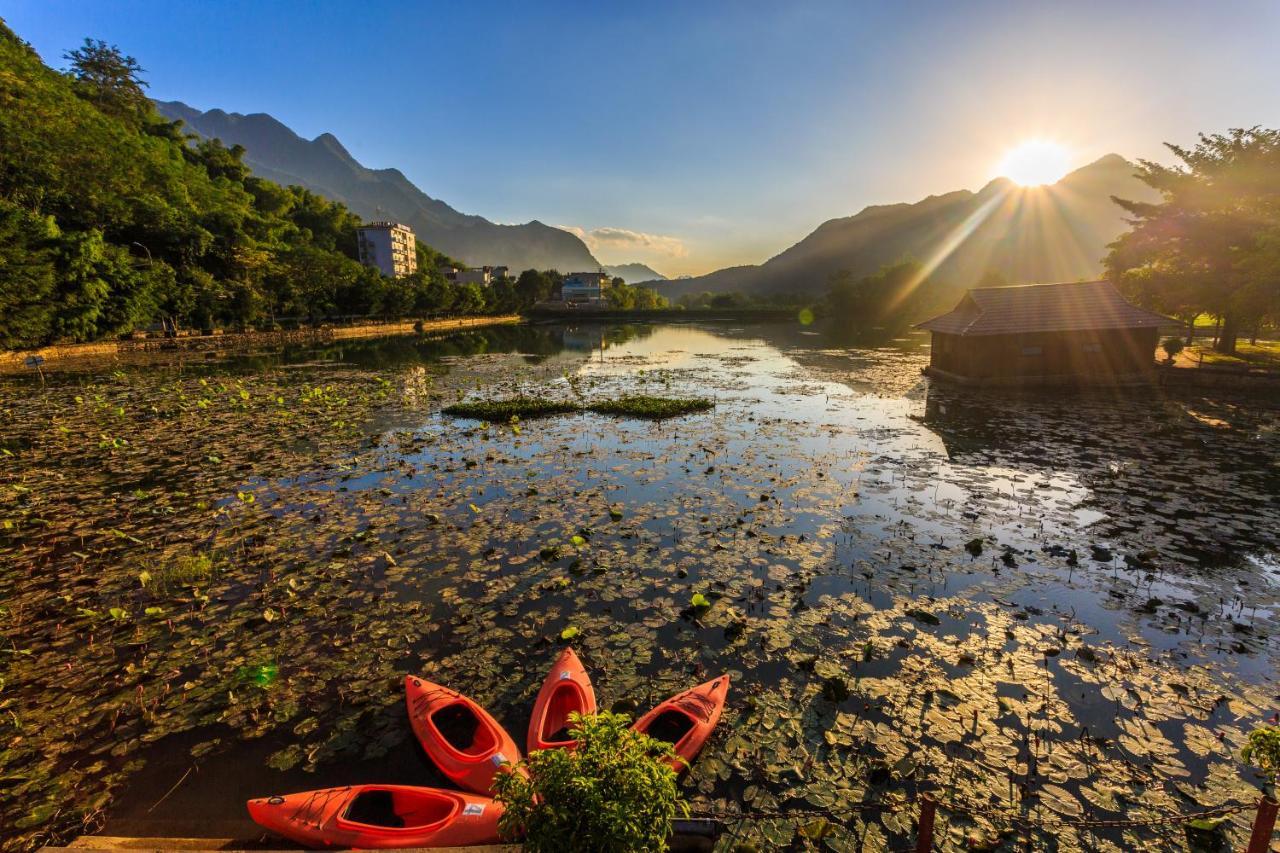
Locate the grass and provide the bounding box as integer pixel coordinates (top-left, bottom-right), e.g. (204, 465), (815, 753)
(1185, 340), (1280, 368)
(442, 397), (579, 421)
(587, 395), (714, 419)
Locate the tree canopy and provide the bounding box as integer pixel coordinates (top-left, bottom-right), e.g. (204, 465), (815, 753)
(0, 24), (547, 350)
(1105, 127), (1280, 353)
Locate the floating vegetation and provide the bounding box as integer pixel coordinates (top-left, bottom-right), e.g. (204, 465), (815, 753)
(0, 323), (1277, 852)
(441, 397), (579, 421)
(586, 395), (714, 419)
(441, 394), (712, 422)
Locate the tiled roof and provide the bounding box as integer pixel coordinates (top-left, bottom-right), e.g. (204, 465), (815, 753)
(916, 280), (1175, 336)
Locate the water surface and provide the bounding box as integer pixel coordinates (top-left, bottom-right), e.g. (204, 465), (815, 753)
(2, 322), (1277, 851)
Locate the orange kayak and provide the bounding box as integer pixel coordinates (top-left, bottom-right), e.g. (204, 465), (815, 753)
(247, 784), (502, 849)
(527, 647), (597, 752)
(405, 676), (521, 794)
(633, 675), (729, 772)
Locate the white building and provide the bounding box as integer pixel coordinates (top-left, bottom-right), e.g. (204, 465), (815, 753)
(454, 268), (492, 286)
(440, 265), (494, 286)
(561, 272), (612, 305)
(356, 222), (418, 278)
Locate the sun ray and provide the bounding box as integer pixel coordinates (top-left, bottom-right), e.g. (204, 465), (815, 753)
(883, 184), (1011, 314)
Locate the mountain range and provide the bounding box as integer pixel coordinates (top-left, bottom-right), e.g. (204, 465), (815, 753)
(605, 263), (666, 283)
(654, 154), (1158, 299)
(154, 101), (605, 273)
(156, 102), (1153, 302)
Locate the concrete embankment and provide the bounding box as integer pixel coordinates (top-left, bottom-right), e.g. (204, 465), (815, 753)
(527, 307), (800, 322)
(0, 316), (522, 374)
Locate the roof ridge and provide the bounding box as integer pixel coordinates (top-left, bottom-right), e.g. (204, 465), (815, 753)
(970, 279), (1108, 292)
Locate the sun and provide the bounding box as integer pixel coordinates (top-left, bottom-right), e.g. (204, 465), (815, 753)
(996, 140), (1072, 186)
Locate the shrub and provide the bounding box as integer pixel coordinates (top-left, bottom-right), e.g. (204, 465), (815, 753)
(493, 711), (688, 852)
(1160, 336), (1185, 361)
(1242, 723), (1280, 796)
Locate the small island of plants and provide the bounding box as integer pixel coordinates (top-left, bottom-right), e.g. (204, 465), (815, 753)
(442, 394), (714, 421)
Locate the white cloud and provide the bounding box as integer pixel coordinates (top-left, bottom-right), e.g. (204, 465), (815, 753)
(556, 225), (688, 259)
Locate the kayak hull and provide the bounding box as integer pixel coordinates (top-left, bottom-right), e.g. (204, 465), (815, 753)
(247, 784), (502, 849)
(527, 647), (597, 752)
(633, 675), (729, 772)
(405, 676), (522, 795)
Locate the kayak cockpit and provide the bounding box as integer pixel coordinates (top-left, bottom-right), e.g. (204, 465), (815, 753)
(640, 708), (696, 747)
(538, 681), (586, 746)
(431, 702), (500, 759)
(339, 788), (458, 832)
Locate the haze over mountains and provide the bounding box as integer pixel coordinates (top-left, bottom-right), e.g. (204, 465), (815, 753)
(604, 263), (666, 283)
(157, 102), (1153, 303)
(155, 101), (604, 273)
(655, 154), (1159, 299)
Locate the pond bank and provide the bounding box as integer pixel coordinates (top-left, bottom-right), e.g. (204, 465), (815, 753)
(45, 838), (517, 853)
(0, 315), (522, 373)
(528, 307), (799, 322)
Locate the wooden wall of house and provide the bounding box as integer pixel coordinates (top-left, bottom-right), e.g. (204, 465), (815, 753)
(929, 328), (1159, 381)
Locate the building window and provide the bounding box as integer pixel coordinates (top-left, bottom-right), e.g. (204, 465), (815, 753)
(1081, 342), (1102, 353)
(1021, 346), (1043, 356)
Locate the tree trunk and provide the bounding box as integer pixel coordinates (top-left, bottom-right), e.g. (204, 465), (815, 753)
(1215, 313), (1239, 354)
(1184, 318), (1195, 345)
(1212, 317), (1221, 349)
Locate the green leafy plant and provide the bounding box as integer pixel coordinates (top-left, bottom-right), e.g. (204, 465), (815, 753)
(493, 712), (688, 852)
(1242, 723), (1280, 797)
(442, 397), (579, 421)
(587, 396), (713, 419)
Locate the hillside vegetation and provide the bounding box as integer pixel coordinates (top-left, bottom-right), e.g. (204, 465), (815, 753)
(0, 26), (504, 350)
(155, 100), (603, 273)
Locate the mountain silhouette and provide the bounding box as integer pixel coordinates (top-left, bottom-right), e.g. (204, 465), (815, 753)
(605, 263), (667, 283)
(656, 154), (1157, 300)
(155, 101), (601, 272)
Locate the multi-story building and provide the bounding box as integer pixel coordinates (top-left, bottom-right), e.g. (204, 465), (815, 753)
(454, 267), (492, 286)
(440, 265), (498, 286)
(560, 272), (612, 305)
(356, 222), (418, 277)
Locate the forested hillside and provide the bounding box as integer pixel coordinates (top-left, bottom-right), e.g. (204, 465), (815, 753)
(155, 101), (603, 274)
(0, 25), (486, 350)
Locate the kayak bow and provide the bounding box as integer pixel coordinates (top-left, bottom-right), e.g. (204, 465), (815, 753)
(405, 676), (522, 794)
(633, 675), (729, 772)
(527, 647), (597, 752)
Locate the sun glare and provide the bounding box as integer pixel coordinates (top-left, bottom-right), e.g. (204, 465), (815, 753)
(997, 140), (1071, 186)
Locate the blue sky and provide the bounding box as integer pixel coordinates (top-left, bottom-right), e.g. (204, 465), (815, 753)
(7, 1), (1280, 274)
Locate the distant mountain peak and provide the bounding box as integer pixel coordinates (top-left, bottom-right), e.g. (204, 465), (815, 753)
(606, 262), (667, 283)
(153, 101), (600, 271)
(663, 152), (1158, 302)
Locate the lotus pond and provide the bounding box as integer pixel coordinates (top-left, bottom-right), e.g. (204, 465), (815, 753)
(1, 322), (1278, 851)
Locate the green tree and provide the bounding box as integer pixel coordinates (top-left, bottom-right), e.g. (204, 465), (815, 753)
(824, 260), (940, 328)
(62, 38), (150, 121)
(0, 203), (58, 348)
(0, 21), (498, 348)
(1106, 128), (1280, 354)
(515, 268), (554, 305)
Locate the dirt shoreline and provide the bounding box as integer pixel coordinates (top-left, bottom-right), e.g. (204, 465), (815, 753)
(0, 315), (522, 373)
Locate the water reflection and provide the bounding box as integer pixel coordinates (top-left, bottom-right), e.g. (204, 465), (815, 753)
(6, 320), (1276, 849)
